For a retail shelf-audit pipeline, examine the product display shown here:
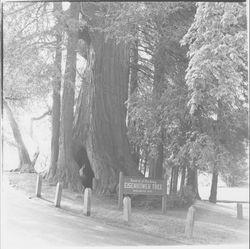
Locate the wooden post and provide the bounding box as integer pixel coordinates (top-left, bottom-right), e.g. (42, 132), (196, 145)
(118, 172), (124, 209)
(123, 196), (131, 223)
(54, 182), (63, 207)
(35, 174), (42, 197)
(237, 203), (243, 219)
(162, 175), (168, 214)
(185, 206), (196, 238)
(83, 188), (91, 216)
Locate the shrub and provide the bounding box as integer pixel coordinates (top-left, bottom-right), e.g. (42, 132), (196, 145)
(168, 186), (196, 208)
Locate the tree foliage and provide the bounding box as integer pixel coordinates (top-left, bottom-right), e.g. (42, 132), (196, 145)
(3, 2), (248, 197)
(181, 2), (248, 189)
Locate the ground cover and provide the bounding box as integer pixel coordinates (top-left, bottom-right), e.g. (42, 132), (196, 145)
(4, 172), (249, 245)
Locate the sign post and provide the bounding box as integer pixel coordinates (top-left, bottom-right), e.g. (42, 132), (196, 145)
(118, 172), (168, 213)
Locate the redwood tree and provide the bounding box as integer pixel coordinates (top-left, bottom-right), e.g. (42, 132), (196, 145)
(73, 3), (141, 194)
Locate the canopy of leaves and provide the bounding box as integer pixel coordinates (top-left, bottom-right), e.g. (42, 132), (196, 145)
(3, 3), (58, 106)
(179, 2), (248, 173)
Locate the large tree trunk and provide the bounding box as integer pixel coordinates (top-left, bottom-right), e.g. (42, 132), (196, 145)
(54, 2), (80, 191)
(186, 166), (201, 200)
(48, 2), (62, 180)
(73, 30), (141, 194)
(3, 99), (33, 172)
(209, 170), (218, 203)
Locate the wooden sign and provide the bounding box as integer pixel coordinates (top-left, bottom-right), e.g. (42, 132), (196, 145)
(118, 172), (167, 213)
(122, 177), (166, 195)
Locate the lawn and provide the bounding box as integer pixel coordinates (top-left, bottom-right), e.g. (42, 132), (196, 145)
(3, 172), (249, 245)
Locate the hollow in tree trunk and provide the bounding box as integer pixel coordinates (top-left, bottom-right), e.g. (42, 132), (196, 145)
(48, 2), (62, 180)
(73, 31), (141, 194)
(209, 170), (218, 203)
(54, 2), (80, 191)
(3, 99), (33, 172)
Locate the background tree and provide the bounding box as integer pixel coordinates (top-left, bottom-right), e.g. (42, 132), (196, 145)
(3, 2), (54, 171)
(181, 2), (248, 203)
(54, 2), (80, 191)
(73, 3), (144, 194)
(48, 2), (63, 180)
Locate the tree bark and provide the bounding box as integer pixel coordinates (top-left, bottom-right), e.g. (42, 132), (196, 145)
(3, 99), (33, 172)
(73, 30), (141, 193)
(186, 166), (201, 200)
(48, 2), (62, 180)
(148, 43), (165, 179)
(127, 38), (140, 168)
(180, 165), (186, 194)
(54, 2), (80, 191)
(209, 170), (218, 203)
(128, 39), (139, 97)
(172, 166), (179, 194)
(169, 167), (174, 194)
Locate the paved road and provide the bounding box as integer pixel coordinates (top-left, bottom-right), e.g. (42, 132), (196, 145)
(2, 181), (178, 247)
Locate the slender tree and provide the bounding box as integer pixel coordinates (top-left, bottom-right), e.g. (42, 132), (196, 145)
(3, 99), (33, 172)
(48, 2), (62, 180)
(54, 2), (80, 190)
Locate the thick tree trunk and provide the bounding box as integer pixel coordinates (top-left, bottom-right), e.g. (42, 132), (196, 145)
(73, 32), (141, 194)
(3, 99), (33, 172)
(169, 166), (179, 194)
(186, 166), (201, 200)
(54, 2), (80, 191)
(209, 170), (218, 203)
(48, 2), (62, 180)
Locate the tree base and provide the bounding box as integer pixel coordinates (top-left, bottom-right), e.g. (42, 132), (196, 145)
(19, 164), (36, 173)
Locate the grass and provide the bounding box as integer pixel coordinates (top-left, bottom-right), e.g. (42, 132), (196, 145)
(4, 172), (249, 245)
